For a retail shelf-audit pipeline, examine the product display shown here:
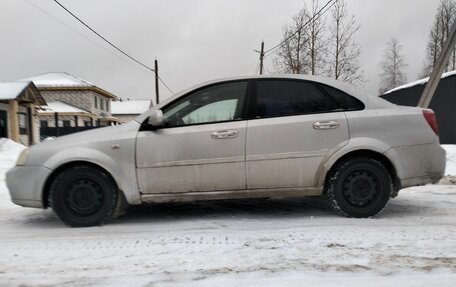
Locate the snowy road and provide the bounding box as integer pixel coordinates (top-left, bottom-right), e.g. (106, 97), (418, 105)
(1, 185), (456, 286)
(1, 140), (456, 286)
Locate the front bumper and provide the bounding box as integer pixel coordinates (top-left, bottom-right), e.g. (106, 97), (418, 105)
(6, 165), (53, 208)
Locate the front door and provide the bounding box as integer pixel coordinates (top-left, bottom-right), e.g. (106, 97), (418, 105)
(246, 79), (350, 189)
(136, 81), (250, 194)
(0, 110), (7, 138)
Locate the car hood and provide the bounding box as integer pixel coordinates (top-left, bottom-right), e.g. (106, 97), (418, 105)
(24, 121), (141, 166)
(38, 121), (139, 147)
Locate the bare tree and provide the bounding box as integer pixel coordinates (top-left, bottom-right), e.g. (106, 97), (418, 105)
(378, 38), (408, 94)
(303, 0), (327, 75)
(273, 10), (309, 74)
(274, 0), (326, 75)
(326, 0), (363, 85)
(421, 0), (456, 77)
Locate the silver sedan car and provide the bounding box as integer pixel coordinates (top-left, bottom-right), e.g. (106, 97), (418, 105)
(6, 75), (446, 227)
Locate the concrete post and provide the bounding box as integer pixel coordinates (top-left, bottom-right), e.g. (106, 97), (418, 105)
(418, 20), (456, 108)
(8, 100), (19, 143)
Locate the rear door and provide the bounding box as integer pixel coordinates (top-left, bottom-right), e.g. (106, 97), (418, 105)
(246, 79), (350, 189)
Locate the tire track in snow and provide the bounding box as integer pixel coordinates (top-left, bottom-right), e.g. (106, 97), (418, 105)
(1, 226), (455, 255)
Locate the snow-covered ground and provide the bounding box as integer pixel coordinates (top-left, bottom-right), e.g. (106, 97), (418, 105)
(1, 139), (456, 286)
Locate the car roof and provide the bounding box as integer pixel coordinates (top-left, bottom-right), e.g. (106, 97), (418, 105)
(135, 75), (393, 123)
(158, 74), (379, 107)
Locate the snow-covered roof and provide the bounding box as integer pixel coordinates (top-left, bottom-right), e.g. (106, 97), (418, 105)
(0, 81), (46, 105)
(39, 101), (91, 114)
(0, 82), (31, 100)
(384, 70), (456, 94)
(20, 72), (118, 99)
(111, 100), (151, 115)
(21, 72), (93, 88)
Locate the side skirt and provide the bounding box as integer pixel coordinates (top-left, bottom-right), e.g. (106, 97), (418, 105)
(140, 187), (323, 203)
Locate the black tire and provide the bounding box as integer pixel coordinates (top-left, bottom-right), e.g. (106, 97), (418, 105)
(49, 165), (119, 227)
(324, 157), (393, 218)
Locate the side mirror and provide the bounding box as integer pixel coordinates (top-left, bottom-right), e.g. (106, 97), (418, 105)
(148, 109), (164, 127)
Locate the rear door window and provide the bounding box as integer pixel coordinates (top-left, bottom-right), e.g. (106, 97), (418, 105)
(256, 80), (339, 118)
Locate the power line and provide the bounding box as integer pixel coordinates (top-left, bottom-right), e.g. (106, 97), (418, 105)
(53, 0), (152, 72)
(21, 0), (146, 73)
(253, 59), (261, 74)
(264, 0), (336, 55)
(157, 74), (175, 95)
(52, 0), (175, 94)
(263, 0), (337, 56)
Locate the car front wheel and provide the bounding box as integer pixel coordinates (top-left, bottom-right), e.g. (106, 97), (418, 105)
(49, 165), (119, 227)
(325, 157), (393, 218)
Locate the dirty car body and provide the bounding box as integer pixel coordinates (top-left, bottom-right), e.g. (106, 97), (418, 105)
(6, 75), (446, 226)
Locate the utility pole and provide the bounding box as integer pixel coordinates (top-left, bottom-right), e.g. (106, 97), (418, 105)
(155, 58), (160, 106)
(418, 20), (456, 108)
(259, 41), (264, 75)
(254, 41), (265, 75)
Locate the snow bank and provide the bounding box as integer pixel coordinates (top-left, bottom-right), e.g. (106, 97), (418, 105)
(0, 138), (25, 181)
(442, 145), (456, 176)
(0, 138), (25, 208)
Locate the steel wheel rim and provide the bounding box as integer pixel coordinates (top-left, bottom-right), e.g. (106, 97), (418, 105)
(65, 178), (104, 216)
(342, 169), (379, 207)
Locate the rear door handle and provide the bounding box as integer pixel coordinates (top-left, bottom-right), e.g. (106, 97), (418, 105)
(313, 121), (340, 130)
(211, 130), (239, 139)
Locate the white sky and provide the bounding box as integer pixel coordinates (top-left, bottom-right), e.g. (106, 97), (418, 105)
(0, 0), (440, 101)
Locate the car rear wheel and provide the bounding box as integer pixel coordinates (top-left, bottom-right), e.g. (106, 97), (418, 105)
(325, 157), (393, 218)
(49, 165), (119, 227)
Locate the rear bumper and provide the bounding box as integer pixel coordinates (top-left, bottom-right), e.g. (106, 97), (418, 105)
(6, 165), (53, 208)
(386, 142), (446, 189)
(400, 173), (443, 188)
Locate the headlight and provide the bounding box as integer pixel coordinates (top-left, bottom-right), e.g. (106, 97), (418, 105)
(16, 148), (29, 166)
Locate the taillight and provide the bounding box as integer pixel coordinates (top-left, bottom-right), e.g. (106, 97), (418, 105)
(423, 109), (439, 136)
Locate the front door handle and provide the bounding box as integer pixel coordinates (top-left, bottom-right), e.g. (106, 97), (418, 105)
(211, 130), (238, 139)
(313, 120), (340, 130)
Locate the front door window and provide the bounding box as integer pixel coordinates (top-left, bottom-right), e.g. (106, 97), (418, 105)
(162, 81), (248, 127)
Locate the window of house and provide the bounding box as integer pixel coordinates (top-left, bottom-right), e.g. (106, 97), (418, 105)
(84, 121), (92, 127)
(40, 120), (48, 128)
(62, 120), (71, 127)
(94, 96), (98, 109)
(162, 81), (247, 128)
(100, 99), (105, 111)
(0, 110), (7, 138)
(256, 80), (339, 118)
(18, 113), (27, 135)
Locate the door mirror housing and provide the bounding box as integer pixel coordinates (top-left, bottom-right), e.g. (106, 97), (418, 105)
(148, 109), (164, 127)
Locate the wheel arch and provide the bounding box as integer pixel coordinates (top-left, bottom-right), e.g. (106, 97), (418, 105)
(42, 161), (126, 208)
(319, 149), (400, 197)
